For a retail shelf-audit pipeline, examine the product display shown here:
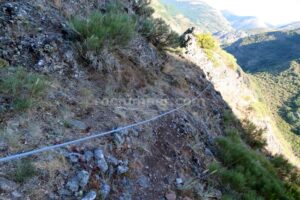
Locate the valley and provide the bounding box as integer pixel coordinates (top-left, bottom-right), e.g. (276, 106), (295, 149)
(225, 29), (300, 156)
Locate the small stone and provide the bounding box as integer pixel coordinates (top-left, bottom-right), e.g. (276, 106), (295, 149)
(211, 189), (222, 199)
(94, 149), (108, 172)
(0, 177), (18, 192)
(114, 133), (125, 145)
(165, 191), (176, 200)
(48, 192), (58, 199)
(205, 148), (214, 157)
(106, 155), (121, 166)
(44, 44), (54, 53)
(130, 129), (139, 137)
(162, 63), (175, 74)
(100, 182), (110, 199)
(94, 149), (105, 160)
(66, 177), (79, 192)
(0, 141), (8, 151)
(81, 191), (97, 200)
(58, 189), (72, 197)
(68, 153), (81, 163)
(11, 191), (22, 198)
(176, 178), (183, 185)
(96, 159), (109, 172)
(137, 176), (150, 188)
(83, 151), (94, 162)
(67, 119), (87, 130)
(37, 59), (45, 67)
(117, 165), (129, 175)
(118, 192), (131, 200)
(77, 170), (89, 187)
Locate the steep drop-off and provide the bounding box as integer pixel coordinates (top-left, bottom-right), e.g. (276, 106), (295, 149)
(180, 31), (300, 167)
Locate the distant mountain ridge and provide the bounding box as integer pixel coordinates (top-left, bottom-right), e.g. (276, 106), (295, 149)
(222, 10), (272, 30)
(279, 21), (300, 30)
(151, 0), (232, 33)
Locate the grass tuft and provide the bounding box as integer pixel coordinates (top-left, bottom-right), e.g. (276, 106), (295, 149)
(70, 4), (136, 51)
(13, 160), (36, 183)
(0, 67), (47, 111)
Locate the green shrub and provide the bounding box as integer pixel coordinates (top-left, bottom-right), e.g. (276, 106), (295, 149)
(212, 135), (300, 199)
(12, 160), (36, 183)
(195, 33), (238, 69)
(212, 109), (300, 199)
(242, 120), (267, 150)
(196, 33), (217, 50)
(281, 93), (300, 135)
(138, 17), (180, 49)
(70, 6), (136, 51)
(270, 155), (300, 185)
(0, 67), (47, 111)
(134, 0), (180, 49)
(133, 0), (155, 17)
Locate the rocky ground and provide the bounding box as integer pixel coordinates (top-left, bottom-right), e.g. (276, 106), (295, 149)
(0, 0), (229, 199)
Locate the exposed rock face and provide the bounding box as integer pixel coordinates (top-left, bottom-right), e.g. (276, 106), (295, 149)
(0, 177), (18, 192)
(214, 30), (248, 44)
(0, 1), (79, 74)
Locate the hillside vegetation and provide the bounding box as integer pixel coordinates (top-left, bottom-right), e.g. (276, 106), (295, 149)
(226, 28), (300, 155)
(211, 111), (300, 200)
(249, 62), (300, 156)
(225, 29), (300, 72)
(196, 33), (238, 70)
(282, 93), (300, 134)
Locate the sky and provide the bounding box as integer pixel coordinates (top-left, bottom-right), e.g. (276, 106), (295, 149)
(201, 0), (300, 25)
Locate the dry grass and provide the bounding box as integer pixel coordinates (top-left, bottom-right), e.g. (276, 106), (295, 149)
(36, 154), (69, 178)
(52, 0), (62, 9)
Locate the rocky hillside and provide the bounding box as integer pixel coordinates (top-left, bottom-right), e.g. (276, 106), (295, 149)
(0, 0), (299, 200)
(0, 0), (230, 199)
(213, 30), (248, 44)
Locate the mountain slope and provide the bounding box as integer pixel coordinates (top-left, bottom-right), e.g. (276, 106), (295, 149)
(181, 32), (300, 167)
(279, 21), (300, 30)
(151, 0), (232, 33)
(225, 29), (300, 157)
(222, 10), (272, 30)
(0, 0), (299, 199)
(225, 29), (300, 72)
